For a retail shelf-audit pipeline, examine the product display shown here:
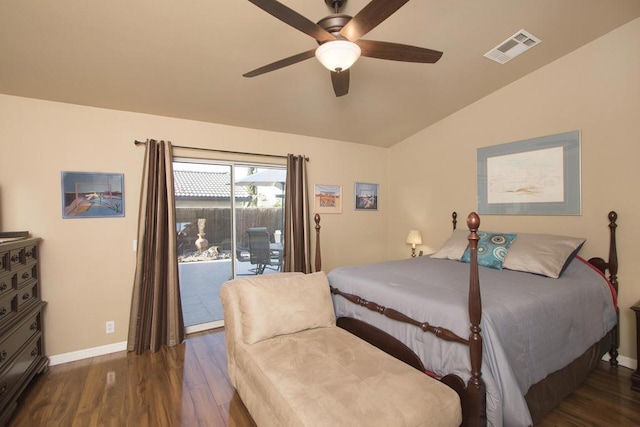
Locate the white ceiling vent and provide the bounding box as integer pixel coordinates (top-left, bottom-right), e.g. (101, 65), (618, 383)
(484, 29), (541, 64)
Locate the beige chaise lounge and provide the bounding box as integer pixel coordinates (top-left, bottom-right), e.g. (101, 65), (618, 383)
(220, 271), (462, 427)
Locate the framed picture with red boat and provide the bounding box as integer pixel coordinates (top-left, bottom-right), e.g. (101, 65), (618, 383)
(61, 171), (125, 218)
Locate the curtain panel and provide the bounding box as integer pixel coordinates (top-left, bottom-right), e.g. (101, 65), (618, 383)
(283, 154), (312, 273)
(127, 139), (184, 354)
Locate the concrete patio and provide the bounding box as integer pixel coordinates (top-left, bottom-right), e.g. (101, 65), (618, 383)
(178, 258), (280, 327)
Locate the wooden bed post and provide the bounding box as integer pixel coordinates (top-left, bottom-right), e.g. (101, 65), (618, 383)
(607, 211), (619, 366)
(466, 212), (486, 426)
(607, 211), (619, 288)
(588, 211), (619, 367)
(314, 214), (322, 272)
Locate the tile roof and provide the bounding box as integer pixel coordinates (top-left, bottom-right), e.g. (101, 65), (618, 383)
(173, 170), (251, 201)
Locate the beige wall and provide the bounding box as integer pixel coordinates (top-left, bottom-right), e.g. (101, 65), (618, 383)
(0, 96), (388, 356)
(1, 17), (638, 365)
(389, 18), (640, 362)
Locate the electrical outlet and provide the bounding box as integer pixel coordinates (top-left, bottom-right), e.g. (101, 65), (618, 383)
(106, 321), (115, 334)
(106, 371), (116, 385)
(133, 240), (137, 251)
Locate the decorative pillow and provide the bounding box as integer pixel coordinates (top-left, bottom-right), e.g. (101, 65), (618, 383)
(237, 271), (336, 345)
(503, 233), (586, 278)
(460, 232), (517, 270)
(430, 229), (469, 260)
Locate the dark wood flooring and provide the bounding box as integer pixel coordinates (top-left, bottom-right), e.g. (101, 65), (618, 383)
(7, 328), (640, 426)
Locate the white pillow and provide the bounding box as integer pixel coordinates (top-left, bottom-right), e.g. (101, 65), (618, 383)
(503, 233), (585, 279)
(236, 272), (336, 345)
(431, 229), (585, 279)
(430, 229), (469, 260)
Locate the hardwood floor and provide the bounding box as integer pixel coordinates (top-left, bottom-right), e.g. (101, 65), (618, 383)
(8, 329), (256, 427)
(7, 328), (640, 426)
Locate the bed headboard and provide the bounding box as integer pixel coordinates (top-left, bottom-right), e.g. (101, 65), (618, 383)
(315, 210), (619, 282)
(314, 213), (322, 273)
(450, 210), (618, 282)
(587, 211), (618, 289)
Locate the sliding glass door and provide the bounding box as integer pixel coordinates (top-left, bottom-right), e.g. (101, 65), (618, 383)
(174, 159), (285, 333)
(234, 166), (285, 277)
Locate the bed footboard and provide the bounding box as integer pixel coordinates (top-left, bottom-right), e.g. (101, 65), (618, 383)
(328, 212), (486, 427)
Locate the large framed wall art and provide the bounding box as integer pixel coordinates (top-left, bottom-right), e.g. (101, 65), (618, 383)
(477, 130), (581, 215)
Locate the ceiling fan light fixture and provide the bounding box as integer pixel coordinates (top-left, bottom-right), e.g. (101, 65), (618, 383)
(315, 40), (361, 72)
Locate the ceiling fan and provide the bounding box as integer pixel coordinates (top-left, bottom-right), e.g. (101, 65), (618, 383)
(243, 0), (443, 97)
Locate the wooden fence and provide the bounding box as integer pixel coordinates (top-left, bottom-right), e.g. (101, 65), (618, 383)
(176, 207), (283, 253)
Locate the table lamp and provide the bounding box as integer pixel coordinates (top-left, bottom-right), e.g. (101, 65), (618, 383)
(406, 230), (423, 258)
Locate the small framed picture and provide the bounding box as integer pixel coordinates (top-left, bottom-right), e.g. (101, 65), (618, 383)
(314, 184), (342, 214)
(61, 171), (125, 218)
(354, 182), (378, 211)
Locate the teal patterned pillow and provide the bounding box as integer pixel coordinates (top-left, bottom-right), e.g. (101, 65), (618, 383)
(461, 232), (517, 270)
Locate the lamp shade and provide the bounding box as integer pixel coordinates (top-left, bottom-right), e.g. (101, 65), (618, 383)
(406, 230), (423, 246)
(315, 40), (361, 72)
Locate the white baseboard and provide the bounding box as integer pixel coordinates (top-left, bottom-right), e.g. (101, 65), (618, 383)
(49, 341), (128, 366)
(185, 320), (224, 334)
(47, 340), (638, 372)
(601, 352), (636, 370)
(47, 322), (225, 366)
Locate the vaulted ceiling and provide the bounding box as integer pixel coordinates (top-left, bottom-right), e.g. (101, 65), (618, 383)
(1, 1), (639, 147)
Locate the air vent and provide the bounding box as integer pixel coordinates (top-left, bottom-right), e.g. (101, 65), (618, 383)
(484, 29), (541, 64)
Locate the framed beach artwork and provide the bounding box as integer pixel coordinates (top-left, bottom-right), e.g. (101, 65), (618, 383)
(314, 184), (342, 214)
(354, 182), (378, 211)
(61, 172), (125, 218)
(477, 130), (581, 215)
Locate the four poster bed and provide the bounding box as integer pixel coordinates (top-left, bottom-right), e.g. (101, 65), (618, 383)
(312, 211), (619, 427)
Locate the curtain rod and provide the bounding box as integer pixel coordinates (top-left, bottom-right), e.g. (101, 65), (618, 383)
(134, 140), (308, 161)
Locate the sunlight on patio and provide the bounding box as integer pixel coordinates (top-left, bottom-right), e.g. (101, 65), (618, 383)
(179, 258), (280, 327)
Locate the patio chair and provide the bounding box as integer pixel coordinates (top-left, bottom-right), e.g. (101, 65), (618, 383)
(247, 227), (281, 274)
(234, 246), (255, 276)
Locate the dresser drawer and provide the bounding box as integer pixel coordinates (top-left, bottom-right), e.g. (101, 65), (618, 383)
(8, 249), (23, 270)
(0, 334), (42, 409)
(23, 245), (37, 264)
(15, 265), (36, 288)
(0, 312), (40, 372)
(16, 283), (38, 312)
(0, 252), (7, 274)
(0, 273), (13, 299)
(0, 295), (17, 328)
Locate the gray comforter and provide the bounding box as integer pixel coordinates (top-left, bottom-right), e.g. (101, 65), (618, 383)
(327, 256), (616, 427)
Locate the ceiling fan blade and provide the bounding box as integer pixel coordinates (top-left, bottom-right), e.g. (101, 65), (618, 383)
(243, 49), (316, 77)
(248, 0), (335, 42)
(340, 0), (410, 41)
(357, 39), (443, 63)
(331, 70), (349, 97)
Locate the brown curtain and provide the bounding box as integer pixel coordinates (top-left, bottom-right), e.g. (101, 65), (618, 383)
(283, 154), (312, 273)
(127, 139), (184, 354)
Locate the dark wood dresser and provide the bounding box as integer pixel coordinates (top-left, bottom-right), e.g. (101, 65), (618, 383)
(0, 237), (48, 425)
(632, 300), (640, 391)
